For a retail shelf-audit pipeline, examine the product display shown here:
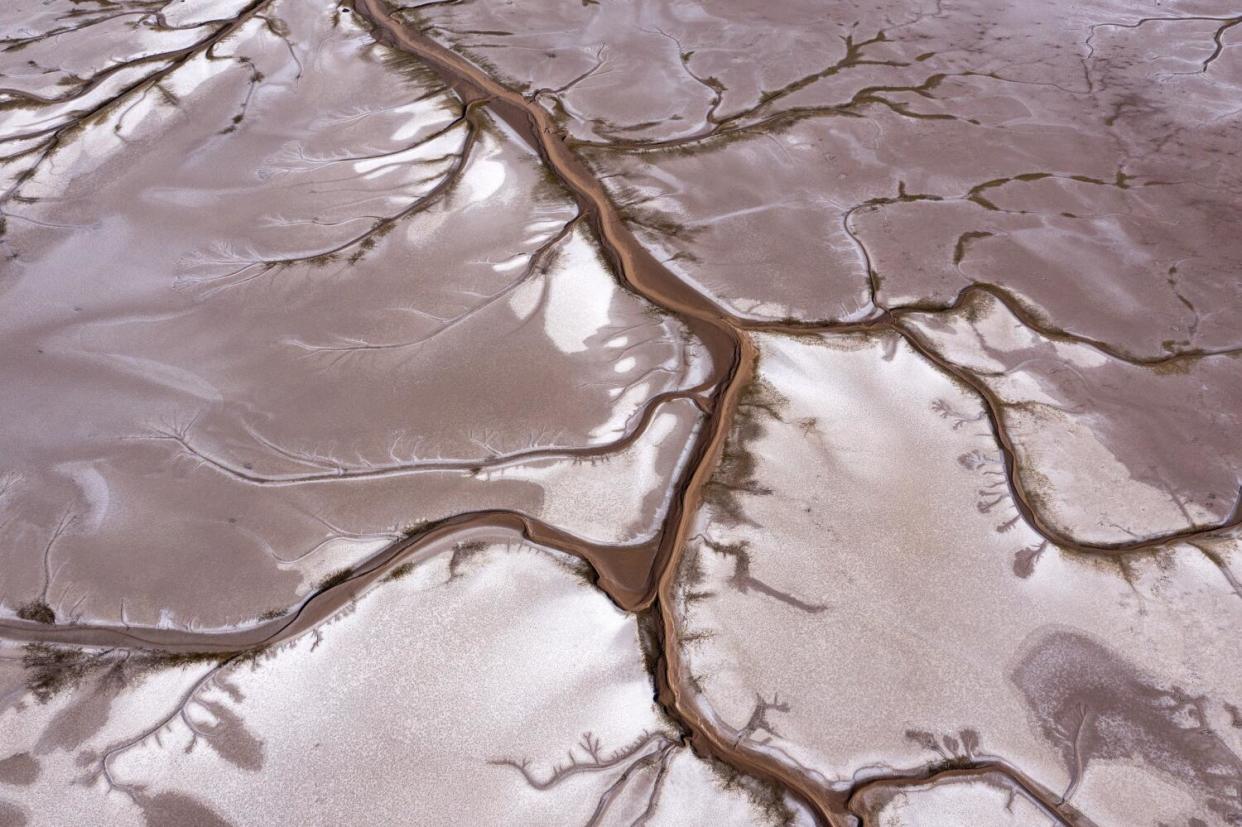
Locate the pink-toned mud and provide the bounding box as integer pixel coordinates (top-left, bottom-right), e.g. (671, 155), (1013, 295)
(2, 0), (1240, 824)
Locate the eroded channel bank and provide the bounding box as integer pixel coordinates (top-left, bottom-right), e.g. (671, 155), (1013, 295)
(4, 1), (1239, 824)
(338, 3), (1098, 823)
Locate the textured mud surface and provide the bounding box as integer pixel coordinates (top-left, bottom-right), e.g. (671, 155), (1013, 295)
(1, 0), (1240, 824)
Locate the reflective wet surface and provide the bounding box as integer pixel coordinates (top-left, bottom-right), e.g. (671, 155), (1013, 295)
(2, 0), (1240, 824)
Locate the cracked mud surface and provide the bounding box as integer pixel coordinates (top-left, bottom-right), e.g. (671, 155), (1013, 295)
(1, 0), (1240, 824)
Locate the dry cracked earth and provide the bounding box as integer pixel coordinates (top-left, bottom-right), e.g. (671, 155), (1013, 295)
(1, 0), (1241, 824)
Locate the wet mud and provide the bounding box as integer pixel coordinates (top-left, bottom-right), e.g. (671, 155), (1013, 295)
(2, 0), (1241, 824)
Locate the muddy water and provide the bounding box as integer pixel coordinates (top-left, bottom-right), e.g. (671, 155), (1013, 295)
(2, 0), (1241, 824)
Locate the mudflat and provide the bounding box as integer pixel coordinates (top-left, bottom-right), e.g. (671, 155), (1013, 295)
(2, 1), (1240, 824)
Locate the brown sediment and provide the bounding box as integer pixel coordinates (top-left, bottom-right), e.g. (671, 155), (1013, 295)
(0, 510), (659, 651)
(892, 322), (1242, 556)
(348, 0), (750, 598)
(737, 282), (1242, 556)
(8, 2), (1238, 823)
(845, 763), (1094, 826)
(0, 0), (279, 210)
(654, 611), (1098, 825)
(3, 0), (809, 818)
(0, 2), (1225, 823)
(344, 2), (840, 820)
(559, 30), (939, 153)
(341, 5), (1242, 819)
(147, 387), (712, 487)
(744, 280), (1242, 369)
(337, 0), (1242, 568)
(1, 0), (705, 627)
